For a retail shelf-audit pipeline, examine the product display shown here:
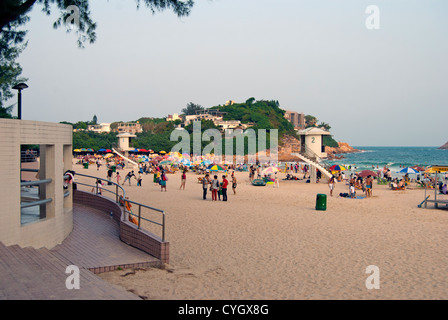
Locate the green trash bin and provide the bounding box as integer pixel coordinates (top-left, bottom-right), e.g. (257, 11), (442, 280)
(316, 194), (327, 211)
(83, 162), (89, 169)
(111, 165), (116, 173)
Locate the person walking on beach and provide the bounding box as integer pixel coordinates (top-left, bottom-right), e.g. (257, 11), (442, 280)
(202, 173), (210, 200)
(328, 175), (336, 196)
(116, 171), (121, 185)
(179, 170), (187, 190)
(231, 173), (237, 195)
(222, 175), (228, 201)
(211, 175), (219, 201)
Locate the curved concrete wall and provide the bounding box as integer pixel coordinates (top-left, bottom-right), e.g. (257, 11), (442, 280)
(0, 119), (73, 248)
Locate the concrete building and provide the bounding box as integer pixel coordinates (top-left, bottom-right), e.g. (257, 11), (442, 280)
(166, 113), (181, 122)
(284, 111), (305, 130)
(87, 123), (111, 133)
(115, 122), (143, 134)
(0, 119), (73, 248)
(297, 127), (331, 159)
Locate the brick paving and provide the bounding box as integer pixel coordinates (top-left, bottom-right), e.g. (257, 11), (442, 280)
(0, 203), (161, 300)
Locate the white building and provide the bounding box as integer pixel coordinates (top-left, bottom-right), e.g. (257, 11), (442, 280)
(87, 123), (111, 133)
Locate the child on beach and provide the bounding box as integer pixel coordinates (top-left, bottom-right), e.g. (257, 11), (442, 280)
(116, 172), (121, 185)
(160, 171), (167, 192)
(349, 183), (356, 198)
(328, 175), (336, 196)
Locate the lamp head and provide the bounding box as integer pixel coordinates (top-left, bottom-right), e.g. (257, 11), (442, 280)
(13, 83), (28, 90)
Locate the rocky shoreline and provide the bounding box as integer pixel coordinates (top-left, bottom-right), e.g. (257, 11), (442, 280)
(439, 141), (448, 150)
(325, 142), (361, 160)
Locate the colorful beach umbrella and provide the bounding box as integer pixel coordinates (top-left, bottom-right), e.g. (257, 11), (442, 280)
(159, 160), (173, 165)
(98, 148), (107, 152)
(74, 149), (81, 152)
(329, 165), (346, 172)
(262, 166), (279, 175)
(208, 165), (225, 172)
(398, 167), (419, 174)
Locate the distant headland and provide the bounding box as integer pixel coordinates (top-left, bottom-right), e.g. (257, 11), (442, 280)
(439, 141), (448, 150)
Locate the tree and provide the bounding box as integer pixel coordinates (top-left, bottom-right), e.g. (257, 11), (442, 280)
(91, 114), (97, 125)
(181, 102), (204, 116)
(0, 1), (195, 48)
(0, 18), (28, 117)
(305, 115), (318, 128)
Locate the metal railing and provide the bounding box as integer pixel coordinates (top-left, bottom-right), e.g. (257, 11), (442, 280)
(75, 172), (167, 241)
(20, 169), (71, 209)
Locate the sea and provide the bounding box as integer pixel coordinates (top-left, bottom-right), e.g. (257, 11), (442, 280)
(326, 146), (448, 174)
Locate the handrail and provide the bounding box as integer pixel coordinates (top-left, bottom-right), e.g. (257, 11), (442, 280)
(74, 172), (166, 241)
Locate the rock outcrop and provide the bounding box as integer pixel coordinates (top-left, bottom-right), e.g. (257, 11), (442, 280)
(439, 141), (448, 150)
(325, 142), (360, 160)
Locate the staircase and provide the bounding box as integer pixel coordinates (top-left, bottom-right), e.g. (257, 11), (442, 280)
(0, 241), (139, 299)
(291, 147), (333, 180)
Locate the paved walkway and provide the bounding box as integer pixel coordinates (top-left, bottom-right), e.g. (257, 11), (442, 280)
(0, 203), (160, 300)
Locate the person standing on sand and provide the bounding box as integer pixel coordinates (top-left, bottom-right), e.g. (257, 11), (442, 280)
(211, 175), (219, 201)
(328, 175), (336, 196)
(202, 173), (210, 200)
(231, 173), (237, 195)
(180, 170), (187, 190)
(116, 171), (121, 185)
(273, 172), (279, 188)
(222, 175), (228, 201)
(160, 171), (167, 191)
(365, 175), (373, 197)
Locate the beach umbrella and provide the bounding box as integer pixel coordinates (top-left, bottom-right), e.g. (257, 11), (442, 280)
(262, 166), (279, 175)
(159, 151), (166, 154)
(87, 148), (94, 152)
(160, 160), (173, 165)
(98, 148), (107, 152)
(208, 164), (225, 172)
(104, 153), (114, 159)
(74, 149), (81, 152)
(358, 170), (377, 177)
(139, 149), (148, 153)
(329, 165), (346, 172)
(80, 148), (87, 152)
(398, 167), (419, 174)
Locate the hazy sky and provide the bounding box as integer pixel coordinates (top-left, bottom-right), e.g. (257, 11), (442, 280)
(6, 0), (448, 147)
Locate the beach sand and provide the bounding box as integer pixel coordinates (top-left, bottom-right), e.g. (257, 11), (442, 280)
(75, 161), (448, 300)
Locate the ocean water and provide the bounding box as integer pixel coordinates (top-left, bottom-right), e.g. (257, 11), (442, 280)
(327, 146), (448, 172)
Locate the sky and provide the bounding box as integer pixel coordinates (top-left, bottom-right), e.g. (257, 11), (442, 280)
(6, 0), (448, 147)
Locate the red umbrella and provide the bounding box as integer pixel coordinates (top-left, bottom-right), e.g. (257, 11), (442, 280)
(411, 166), (425, 172)
(358, 170), (377, 177)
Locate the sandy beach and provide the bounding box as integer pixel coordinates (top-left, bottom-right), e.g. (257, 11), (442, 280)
(75, 161), (448, 300)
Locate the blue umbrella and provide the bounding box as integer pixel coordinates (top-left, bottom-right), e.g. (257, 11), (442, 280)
(398, 167), (419, 174)
(98, 148), (107, 152)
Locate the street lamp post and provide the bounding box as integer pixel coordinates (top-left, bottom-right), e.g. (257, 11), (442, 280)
(12, 83), (28, 120)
